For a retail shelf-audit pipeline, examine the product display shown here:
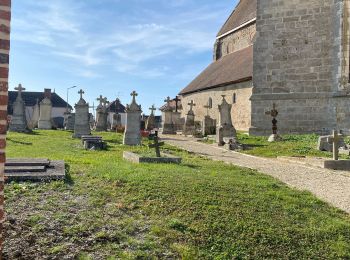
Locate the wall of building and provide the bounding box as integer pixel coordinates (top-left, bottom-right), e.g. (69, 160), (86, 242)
(214, 23), (256, 61)
(0, 0), (10, 253)
(181, 81), (253, 131)
(250, 0), (349, 135)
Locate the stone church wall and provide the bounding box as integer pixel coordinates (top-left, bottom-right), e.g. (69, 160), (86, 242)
(250, 0), (350, 135)
(181, 81), (253, 131)
(214, 23), (256, 61)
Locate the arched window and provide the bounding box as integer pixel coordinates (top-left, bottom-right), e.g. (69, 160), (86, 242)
(233, 93), (237, 104)
(208, 97), (213, 109)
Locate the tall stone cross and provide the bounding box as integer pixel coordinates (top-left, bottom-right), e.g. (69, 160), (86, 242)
(15, 84), (25, 93)
(333, 129), (340, 161)
(97, 95), (104, 105)
(148, 136), (164, 157)
(174, 96), (180, 112)
(131, 91), (138, 103)
(188, 100), (196, 112)
(265, 103), (279, 135)
(149, 104), (156, 115)
(78, 89), (85, 100)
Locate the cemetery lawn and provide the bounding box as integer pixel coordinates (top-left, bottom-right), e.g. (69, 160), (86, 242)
(237, 132), (347, 158)
(4, 130), (350, 259)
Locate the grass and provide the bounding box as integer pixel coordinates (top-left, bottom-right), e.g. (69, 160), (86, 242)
(3, 130), (350, 259)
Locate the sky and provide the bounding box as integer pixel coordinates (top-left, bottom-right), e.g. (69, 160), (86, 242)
(9, 0), (237, 115)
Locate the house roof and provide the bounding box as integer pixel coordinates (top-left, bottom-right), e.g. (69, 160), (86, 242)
(8, 91), (72, 114)
(179, 46), (253, 95)
(217, 0), (257, 38)
(107, 99), (126, 113)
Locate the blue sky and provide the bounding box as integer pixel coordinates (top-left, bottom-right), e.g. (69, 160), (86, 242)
(9, 0), (237, 115)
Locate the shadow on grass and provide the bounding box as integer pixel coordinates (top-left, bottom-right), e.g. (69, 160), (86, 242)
(7, 138), (32, 145)
(243, 144), (268, 150)
(104, 139), (122, 145)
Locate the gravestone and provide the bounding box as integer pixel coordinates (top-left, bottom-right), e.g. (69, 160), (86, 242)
(317, 134), (346, 152)
(28, 98), (39, 129)
(265, 103), (282, 142)
(183, 100), (196, 136)
(73, 89), (91, 138)
(38, 91), (53, 130)
(64, 112), (75, 131)
(9, 84), (30, 132)
(95, 96), (109, 132)
(146, 105), (157, 131)
(123, 91), (142, 145)
(216, 95), (236, 146)
(161, 97), (176, 134)
(202, 104), (216, 136)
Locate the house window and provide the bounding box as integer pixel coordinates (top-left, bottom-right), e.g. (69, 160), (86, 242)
(208, 97), (213, 108)
(233, 93), (237, 104)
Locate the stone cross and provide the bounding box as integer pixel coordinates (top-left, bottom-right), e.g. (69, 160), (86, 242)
(148, 136), (164, 157)
(149, 104), (156, 115)
(15, 84), (25, 93)
(265, 103), (279, 135)
(164, 96), (171, 106)
(174, 96), (180, 112)
(188, 100), (196, 111)
(102, 97), (109, 107)
(78, 89), (85, 100)
(130, 91), (138, 104)
(333, 129), (340, 161)
(97, 95), (103, 105)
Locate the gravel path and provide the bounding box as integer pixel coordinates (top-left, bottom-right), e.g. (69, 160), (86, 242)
(162, 134), (350, 214)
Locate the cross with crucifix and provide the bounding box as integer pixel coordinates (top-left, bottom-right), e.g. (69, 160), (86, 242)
(78, 89), (85, 100)
(15, 84), (25, 93)
(96, 95), (103, 105)
(188, 100), (196, 112)
(149, 104), (156, 115)
(174, 96), (180, 112)
(265, 103), (279, 135)
(148, 136), (164, 157)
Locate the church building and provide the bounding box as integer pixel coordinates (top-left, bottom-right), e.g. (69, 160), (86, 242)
(179, 0), (350, 135)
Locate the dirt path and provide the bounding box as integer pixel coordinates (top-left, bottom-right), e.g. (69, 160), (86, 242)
(162, 134), (350, 214)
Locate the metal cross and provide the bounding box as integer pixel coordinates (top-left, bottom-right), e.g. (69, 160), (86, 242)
(149, 104), (156, 115)
(96, 95), (104, 105)
(188, 100), (196, 111)
(148, 136), (164, 158)
(15, 84), (25, 93)
(78, 89), (85, 99)
(174, 96), (180, 112)
(265, 103), (279, 135)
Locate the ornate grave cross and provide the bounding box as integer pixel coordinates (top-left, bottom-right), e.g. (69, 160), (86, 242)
(265, 103), (279, 135)
(333, 129), (340, 161)
(131, 91), (138, 102)
(78, 89), (85, 99)
(148, 136), (164, 157)
(174, 96), (180, 112)
(97, 95), (104, 105)
(15, 84), (25, 93)
(149, 104), (156, 115)
(188, 100), (196, 112)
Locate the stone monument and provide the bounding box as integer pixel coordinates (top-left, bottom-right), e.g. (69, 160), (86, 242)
(202, 104), (216, 136)
(95, 96), (109, 132)
(123, 91), (142, 145)
(183, 100), (196, 136)
(73, 89), (91, 138)
(216, 95), (236, 146)
(146, 105), (156, 131)
(265, 103), (282, 142)
(161, 97), (176, 134)
(38, 89), (53, 130)
(28, 98), (40, 129)
(9, 84), (30, 132)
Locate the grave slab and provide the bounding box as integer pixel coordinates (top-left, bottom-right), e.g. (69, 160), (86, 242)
(123, 151), (181, 164)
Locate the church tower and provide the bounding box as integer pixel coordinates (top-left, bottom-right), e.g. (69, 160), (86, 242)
(250, 0), (350, 135)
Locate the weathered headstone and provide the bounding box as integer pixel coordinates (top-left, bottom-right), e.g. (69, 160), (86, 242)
(73, 89), (91, 138)
(183, 100), (196, 136)
(161, 97), (176, 134)
(146, 105), (157, 131)
(123, 91), (142, 145)
(216, 95), (236, 145)
(38, 90), (53, 130)
(265, 103), (282, 142)
(318, 134), (346, 152)
(95, 96), (109, 132)
(28, 98), (40, 129)
(9, 84), (30, 132)
(64, 112), (75, 131)
(202, 104), (216, 136)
